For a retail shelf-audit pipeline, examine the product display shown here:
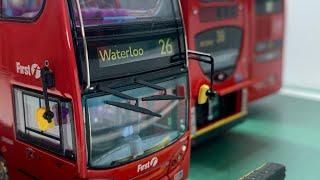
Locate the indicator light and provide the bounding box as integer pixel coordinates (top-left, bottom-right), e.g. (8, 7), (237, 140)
(198, 84), (210, 105)
(182, 145), (187, 152)
(36, 108), (55, 132)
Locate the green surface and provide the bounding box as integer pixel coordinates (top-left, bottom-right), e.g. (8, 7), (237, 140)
(189, 94), (320, 180)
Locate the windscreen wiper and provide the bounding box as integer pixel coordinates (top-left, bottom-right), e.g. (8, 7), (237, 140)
(134, 79), (185, 101)
(99, 86), (161, 118)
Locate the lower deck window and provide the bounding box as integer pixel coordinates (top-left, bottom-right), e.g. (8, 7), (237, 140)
(13, 87), (75, 159)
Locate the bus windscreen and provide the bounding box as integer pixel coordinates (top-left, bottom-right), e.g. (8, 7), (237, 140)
(73, 0), (177, 26)
(195, 27), (243, 73)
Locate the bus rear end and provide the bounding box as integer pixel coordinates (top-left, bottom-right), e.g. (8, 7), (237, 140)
(0, 0), (190, 179)
(181, 0), (250, 138)
(248, 0), (285, 101)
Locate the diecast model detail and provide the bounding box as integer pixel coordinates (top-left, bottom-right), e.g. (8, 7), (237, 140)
(181, 0), (251, 138)
(0, 0), (200, 179)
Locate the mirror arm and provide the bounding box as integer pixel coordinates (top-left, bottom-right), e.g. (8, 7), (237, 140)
(40, 61), (55, 123)
(188, 50), (216, 97)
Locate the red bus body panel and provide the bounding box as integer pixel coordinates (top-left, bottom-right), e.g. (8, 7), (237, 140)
(248, 0), (285, 101)
(0, 0), (190, 179)
(0, 1), (83, 178)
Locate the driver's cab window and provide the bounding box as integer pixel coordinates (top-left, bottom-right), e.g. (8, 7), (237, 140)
(13, 87), (75, 159)
(2, 0), (44, 19)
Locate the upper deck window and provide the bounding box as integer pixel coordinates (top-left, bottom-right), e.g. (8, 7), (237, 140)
(72, 0), (178, 26)
(256, 0), (283, 15)
(2, 0), (44, 19)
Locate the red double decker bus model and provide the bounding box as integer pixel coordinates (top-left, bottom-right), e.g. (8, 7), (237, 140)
(0, 0), (193, 179)
(248, 0), (285, 101)
(181, 0), (251, 138)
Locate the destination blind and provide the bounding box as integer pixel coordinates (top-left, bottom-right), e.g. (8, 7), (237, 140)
(95, 36), (179, 68)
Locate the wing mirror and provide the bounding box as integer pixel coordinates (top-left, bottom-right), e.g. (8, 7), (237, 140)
(36, 61), (55, 131)
(188, 50), (217, 105)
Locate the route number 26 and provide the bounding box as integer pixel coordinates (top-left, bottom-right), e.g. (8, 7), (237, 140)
(159, 38), (173, 55)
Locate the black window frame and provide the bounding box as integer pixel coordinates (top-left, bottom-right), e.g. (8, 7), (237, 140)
(0, 0), (46, 23)
(12, 86), (76, 160)
(194, 26), (244, 81)
(83, 72), (189, 169)
(66, 0), (186, 86)
(255, 0), (284, 15)
(81, 29), (186, 83)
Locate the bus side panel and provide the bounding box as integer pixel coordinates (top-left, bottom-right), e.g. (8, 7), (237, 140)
(248, 0), (285, 101)
(0, 0), (83, 178)
(0, 17), (23, 180)
(0, 73), (18, 179)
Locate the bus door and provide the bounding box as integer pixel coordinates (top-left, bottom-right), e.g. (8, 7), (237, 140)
(249, 0), (285, 101)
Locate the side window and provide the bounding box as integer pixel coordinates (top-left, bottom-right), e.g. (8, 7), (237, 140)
(13, 87), (76, 159)
(256, 0), (283, 15)
(2, 0), (44, 19)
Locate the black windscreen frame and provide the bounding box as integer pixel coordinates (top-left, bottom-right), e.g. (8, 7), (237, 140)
(77, 29), (186, 83)
(67, 0), (186, 86)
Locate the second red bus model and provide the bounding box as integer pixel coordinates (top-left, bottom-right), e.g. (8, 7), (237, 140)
(181, 0), (252, 139)
(248, 0), (285, 101)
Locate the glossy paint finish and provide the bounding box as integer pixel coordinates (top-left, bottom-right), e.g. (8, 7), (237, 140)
(0, 0), (191, 179)
(0, 1), (81, 179)
(248, 0), (285, 101)
(182, 0), (251, 95)
(181, 0), (251, 136)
